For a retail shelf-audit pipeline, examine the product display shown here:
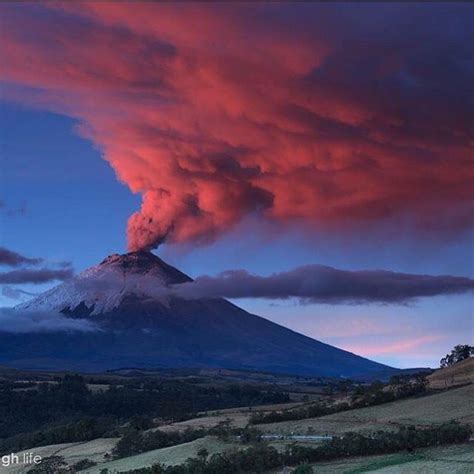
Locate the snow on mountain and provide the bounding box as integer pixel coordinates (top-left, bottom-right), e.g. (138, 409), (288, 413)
(16, 251), (191, 316)
(7, 251), (397, 378)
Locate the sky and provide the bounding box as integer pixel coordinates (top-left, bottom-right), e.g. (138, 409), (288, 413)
(0, 2), (473, 368)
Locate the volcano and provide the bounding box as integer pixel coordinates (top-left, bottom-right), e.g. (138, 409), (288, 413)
(2, 251), (395, 378)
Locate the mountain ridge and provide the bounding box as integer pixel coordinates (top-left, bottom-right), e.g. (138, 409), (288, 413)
(5, 251), (397, 379)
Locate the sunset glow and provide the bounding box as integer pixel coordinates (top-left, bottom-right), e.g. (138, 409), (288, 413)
(1, 2), (472, 367)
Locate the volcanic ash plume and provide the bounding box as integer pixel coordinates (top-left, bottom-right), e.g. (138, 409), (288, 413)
(1, 3), (472, 250)
(127, 172), (274, 250)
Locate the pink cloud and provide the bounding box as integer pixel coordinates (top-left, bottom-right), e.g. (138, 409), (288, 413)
(0, 3), (472, 249)
(343, 335), (444, 357)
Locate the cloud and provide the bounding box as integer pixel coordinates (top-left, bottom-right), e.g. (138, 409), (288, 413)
(0, 307), (98, 333)
(0, 3), (472, 249)
(342, 335), (443, 357)
(0, 247), (73, 285)
(1, 286), (37, 301)
(0, 267), (73, 284)
(61, 260), (474, 305)
(0, 246), (42, 267)
(171, 265), (474, 304)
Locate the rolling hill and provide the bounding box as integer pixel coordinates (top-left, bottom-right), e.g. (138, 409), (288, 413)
(427, 357), (474, 389)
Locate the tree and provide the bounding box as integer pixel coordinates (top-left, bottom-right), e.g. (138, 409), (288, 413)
(337, 380), (353, 395)
(129, 414), (154, 430)
(210, 419), (233, 441)
(440, 345), (473, 368)
(73, 459), (97, 470)
(240, 425), (263, 444)
(29, 456), (67, 474)
(389, 375), (403, 387)
(113, 429), (145, 458)
(197, 448), (209, 460)
(293, 464), (313, 473)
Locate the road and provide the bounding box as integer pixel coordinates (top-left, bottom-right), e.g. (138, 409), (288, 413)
(261, 434), (333, 441)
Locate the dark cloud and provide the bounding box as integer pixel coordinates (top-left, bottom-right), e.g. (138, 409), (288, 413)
(171, 265), (474, 304)
(0, 307), (97, 333)
(68, 261), (474, 305)
(0, 267), (73, 284)
(0, 247), (74, 286)
(0, 246), (43, 267)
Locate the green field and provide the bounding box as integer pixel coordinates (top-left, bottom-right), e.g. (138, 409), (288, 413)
(80, 436), (237, 473)
(1, 438), (118, 473)
(1, 366), (472, 473)
(77, 438), (474, 473)
(258, 384), (474, 436)
(290, 444), (474, 473)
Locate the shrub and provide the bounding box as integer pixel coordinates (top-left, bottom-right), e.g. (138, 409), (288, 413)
(113, 427), (206, 459)
(250, 378), (427, 425)
(0, 374), (289, 454)
(73, 458), (97, 470)
(122, 421), (472, 473)
(239, 426), (263, 444)
(292, 465), (313, 473)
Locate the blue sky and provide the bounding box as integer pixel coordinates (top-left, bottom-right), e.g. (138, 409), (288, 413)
(1, 101), (472, 368)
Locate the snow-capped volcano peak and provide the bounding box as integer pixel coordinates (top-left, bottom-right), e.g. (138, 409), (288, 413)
(16, 251), (192, 316)
(96, 251), (190, 282)
(9, 252), (394, 378)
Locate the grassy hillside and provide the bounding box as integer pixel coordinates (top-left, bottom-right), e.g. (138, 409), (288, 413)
(257, 384), (474, 435)
(371, 444), (474, 473)
(158, 402), (306, 433)
(1, 438), (118, 473)
(428, 358), (474, 389)
(79, 437), (237, 473)
(277, 444), (474, 473)
(2, 366), (472, 473)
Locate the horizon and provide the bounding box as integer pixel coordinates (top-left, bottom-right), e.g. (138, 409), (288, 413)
(1, 2), (473, 370)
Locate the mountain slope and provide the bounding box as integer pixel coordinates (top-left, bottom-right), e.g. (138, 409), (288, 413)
(3, 251), (395, 378)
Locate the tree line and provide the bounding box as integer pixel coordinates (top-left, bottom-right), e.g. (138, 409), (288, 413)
(0, 374), (289, 454)
(118, 421), (472, 474)
(249, 376), (427, 425)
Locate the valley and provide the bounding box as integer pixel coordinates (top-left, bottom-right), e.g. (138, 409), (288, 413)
(0, 360), (472, 473)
